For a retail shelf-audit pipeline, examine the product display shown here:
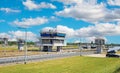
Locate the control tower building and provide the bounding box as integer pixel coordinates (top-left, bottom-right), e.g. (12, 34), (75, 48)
(40, 29), (66, 52)
(95, 38), (105, 53)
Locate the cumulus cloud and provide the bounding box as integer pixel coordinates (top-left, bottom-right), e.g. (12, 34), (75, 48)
(57, 0), (83, 5)
(41, 27), (55, 33)
(9, 31), (38, 42)
(56, 3), (106, 23)
(108, 0), (120, 6)
(55, 0), (120, 23)
(75, 23), (120, 37)
(57, 0), (97, 5)
(0, 33), (11, 38)
(55, 0), (106, 23)
(0, 8), (20, 13)
(41, 25), (75, 38)
(103, 9), (120, 22)
(23, 0), (56, 10)
(56, 25), (75, 38)
(41, 23), (120, 39)
(0, 31), (38, 42)
(2, 23), (120, 42)
(12, 17), (48, 28)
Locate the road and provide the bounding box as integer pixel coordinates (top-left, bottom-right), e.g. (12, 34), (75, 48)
(0, 51), (95, 64)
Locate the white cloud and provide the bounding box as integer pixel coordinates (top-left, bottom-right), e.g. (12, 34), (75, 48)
(103, 9), (120, 22)
(85, 37), (107, 43)
(108, 0), (120, 6)
(9, 31), (38, 42)
(2, 23), (119, 42)
(0, 31), (38, 42)
(41, 25), (75, 38)
(23, 0), (56, 10)
(55, 0), (120, 23)
(57, 0), (97, 5)
(42, 23), (120, 39)
(57, 0), (83, 5)
(55, 1), (107, 23)
(56, 25), (75, 38)
(12, 17), (48, 28)
(41, 27), (55, 33)
(0, 33), (11, 38)
(75, 23), (120, 37)
(0, 8), (20, 13)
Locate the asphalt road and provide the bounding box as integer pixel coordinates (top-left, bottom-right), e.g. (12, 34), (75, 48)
(0, 51), (95, 64)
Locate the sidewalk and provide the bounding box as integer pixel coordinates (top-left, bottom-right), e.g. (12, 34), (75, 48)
(84, 54), (106, 58)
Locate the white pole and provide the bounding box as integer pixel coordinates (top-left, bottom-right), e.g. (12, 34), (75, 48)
(24, 28), (27, 64)
(17, 27), (28, 64)
(80, 38), (82, 56)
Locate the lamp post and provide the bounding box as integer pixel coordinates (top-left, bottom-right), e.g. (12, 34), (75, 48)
(78, 38), (82, 56)
(24, 28), (27, 64)
(17, 27), (27, 64)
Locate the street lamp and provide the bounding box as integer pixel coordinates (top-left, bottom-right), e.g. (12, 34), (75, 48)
(24, 28), (27, 64)
(78, 38), (82, 56)
(17, 27), (27, 64)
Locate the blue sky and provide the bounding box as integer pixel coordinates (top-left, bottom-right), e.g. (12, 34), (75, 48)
(0, 0), (120, 44)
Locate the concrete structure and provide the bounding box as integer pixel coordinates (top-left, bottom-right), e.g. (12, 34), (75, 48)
(95, 38), (105, 53)
(0, 38), (8, 46)
(3, 38), (8, 45)
(40, 29), (66, 52)
(18, 39), (25, 50)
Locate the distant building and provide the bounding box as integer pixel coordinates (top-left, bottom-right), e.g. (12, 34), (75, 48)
(18, 39), (25, 50)
(95, 38), (105, 45)
(0, 38), (8, 46)
(40, 29), (66, 52)
(95, 38), (105, 53)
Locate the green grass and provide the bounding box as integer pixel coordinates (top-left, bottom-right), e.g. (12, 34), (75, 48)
(0, 45), (40, 51)
(0, 56), (120, 73)
(62, 45), (78, 49)
(0, 46), (18, 51)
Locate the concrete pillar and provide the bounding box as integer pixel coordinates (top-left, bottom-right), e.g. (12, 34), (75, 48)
(48, 46), (52, 52)
(57, 46), (61, 52)
(96, 45), (103, 54)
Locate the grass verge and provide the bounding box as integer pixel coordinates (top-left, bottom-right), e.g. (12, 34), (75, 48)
(0, 56), (120, 73)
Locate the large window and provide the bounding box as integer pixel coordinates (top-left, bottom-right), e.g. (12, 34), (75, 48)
(42, 39), (51, 44)
(54, 39), (64, 44)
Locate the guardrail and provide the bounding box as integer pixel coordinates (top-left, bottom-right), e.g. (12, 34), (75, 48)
(0, 51), (95, 64)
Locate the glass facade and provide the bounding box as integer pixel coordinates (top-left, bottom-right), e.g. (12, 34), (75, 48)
(41, 33), (66, 37)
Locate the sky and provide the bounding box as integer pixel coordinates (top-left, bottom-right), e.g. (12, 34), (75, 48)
(0, 0), (120, 44)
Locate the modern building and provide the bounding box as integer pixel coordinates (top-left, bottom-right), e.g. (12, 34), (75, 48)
(95, 38), (105, 53)
(95, 38), (105, 45)
(40, 29), (66, 52)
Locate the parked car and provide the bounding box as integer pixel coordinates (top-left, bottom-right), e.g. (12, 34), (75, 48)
(106, 53), (120, 57)
(106, 50), (120, 58)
